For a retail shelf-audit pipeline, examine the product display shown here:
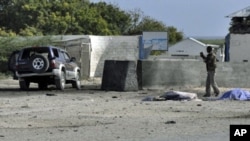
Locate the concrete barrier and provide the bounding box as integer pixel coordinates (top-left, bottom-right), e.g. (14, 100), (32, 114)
(101, 60), (138, 91)
(217, 62), (250, 88)
(139, 60), (250, 89)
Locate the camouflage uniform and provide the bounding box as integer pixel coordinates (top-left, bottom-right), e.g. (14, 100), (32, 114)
(201, 52), (220, 97)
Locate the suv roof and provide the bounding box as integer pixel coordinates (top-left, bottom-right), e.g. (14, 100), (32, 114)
(24, 46), (63, 50)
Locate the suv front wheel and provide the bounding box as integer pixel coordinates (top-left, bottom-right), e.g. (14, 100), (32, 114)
(55, 70), (65, 90)
(72, 71), (81, 90)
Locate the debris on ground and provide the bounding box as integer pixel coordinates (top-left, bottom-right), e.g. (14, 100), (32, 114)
(46, 93), (57, 96)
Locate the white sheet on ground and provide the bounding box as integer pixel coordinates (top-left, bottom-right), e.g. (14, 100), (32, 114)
(142, 91), (202, 101)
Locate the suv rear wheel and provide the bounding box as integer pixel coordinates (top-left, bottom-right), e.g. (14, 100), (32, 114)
(55, 70), (65, 90)
(19, 79), (30, 90)
(29, 54), (49, 73)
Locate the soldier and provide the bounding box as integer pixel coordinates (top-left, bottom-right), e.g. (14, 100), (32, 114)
(200, 46), (220, 97)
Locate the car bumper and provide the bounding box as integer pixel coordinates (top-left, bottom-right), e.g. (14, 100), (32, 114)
(16, 69), (60, 78)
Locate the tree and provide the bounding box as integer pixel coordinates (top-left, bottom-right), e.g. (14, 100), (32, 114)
(0, 0), (183, 42)
(128, 9), (183, 44)
(89, 2), (131, 35)
(167, 26), (183, 45)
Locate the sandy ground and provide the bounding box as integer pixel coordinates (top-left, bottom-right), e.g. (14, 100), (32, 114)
(0, 78), (250, 141)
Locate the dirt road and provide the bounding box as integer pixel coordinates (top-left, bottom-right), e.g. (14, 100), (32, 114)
(0, 79), (249, 141)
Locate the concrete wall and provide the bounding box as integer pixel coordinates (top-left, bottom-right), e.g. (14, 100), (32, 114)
(230, 34), (250, 62)
(140, 60), (250, 89)
(89, 36), (139, 77)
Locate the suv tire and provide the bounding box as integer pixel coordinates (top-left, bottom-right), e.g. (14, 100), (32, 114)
(19, 79), (30, 90)
(29, 54), (49, 73)
(72, 71), (81, 90)
(55, 70), (65, 90)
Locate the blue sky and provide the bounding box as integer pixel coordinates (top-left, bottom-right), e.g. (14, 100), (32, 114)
(91, 0), (250, 37)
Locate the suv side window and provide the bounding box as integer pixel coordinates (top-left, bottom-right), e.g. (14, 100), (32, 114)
(63, 52), (70, 61)
(52, 48), (59, 58)
(58, 50), (65, 61)
(21, 50), (30, 60)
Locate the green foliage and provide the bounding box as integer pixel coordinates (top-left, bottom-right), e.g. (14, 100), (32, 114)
(167, 26), (183, 45)
(0, 1), (183, 41)
(0, 28), (16, 37)
(128, 16), (167, 35)
(127, 9), (183, 45)
(19, 27), (43, 36)
(0, 1), (133, 36)
(0, 1), (184, 62)
(90, 2), (131, 35)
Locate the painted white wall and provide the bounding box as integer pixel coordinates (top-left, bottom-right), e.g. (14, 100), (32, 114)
(89, 36), (139, 77)
(55, 35), (139, 78)
(230, 34), (250, 62)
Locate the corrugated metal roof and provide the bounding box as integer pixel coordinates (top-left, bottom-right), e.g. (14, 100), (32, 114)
(226, 6), (250, 18)
(188, 37), (219, 48)
(188, 37), (206, 46)
(169, 37), (219, 49)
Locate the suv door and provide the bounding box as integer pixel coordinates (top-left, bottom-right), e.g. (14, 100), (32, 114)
(8, 50), (20, 80)
(62, 51), (76, 79)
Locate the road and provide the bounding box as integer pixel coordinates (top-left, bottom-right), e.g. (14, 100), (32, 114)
(0, 79), (249, 141)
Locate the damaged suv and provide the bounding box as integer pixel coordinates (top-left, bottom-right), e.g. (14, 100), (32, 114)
(8, 46), (81, 90)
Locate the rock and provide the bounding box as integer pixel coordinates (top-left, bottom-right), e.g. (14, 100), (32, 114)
(165, 121), (176, 124)
(46, 93), (56, 96)
(197, 104), (202, 106)
(21, 104), (29, 108)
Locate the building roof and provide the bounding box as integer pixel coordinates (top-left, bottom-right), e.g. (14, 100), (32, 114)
(226, 6), (250, 18)
(174, 37), (219, 48)
(188, 37), (206, 46)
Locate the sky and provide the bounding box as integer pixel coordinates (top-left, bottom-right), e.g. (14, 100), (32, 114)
(91, 0), (250, 38)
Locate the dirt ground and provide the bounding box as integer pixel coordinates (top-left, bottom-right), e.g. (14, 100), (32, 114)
(0, 78), (250, 141)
